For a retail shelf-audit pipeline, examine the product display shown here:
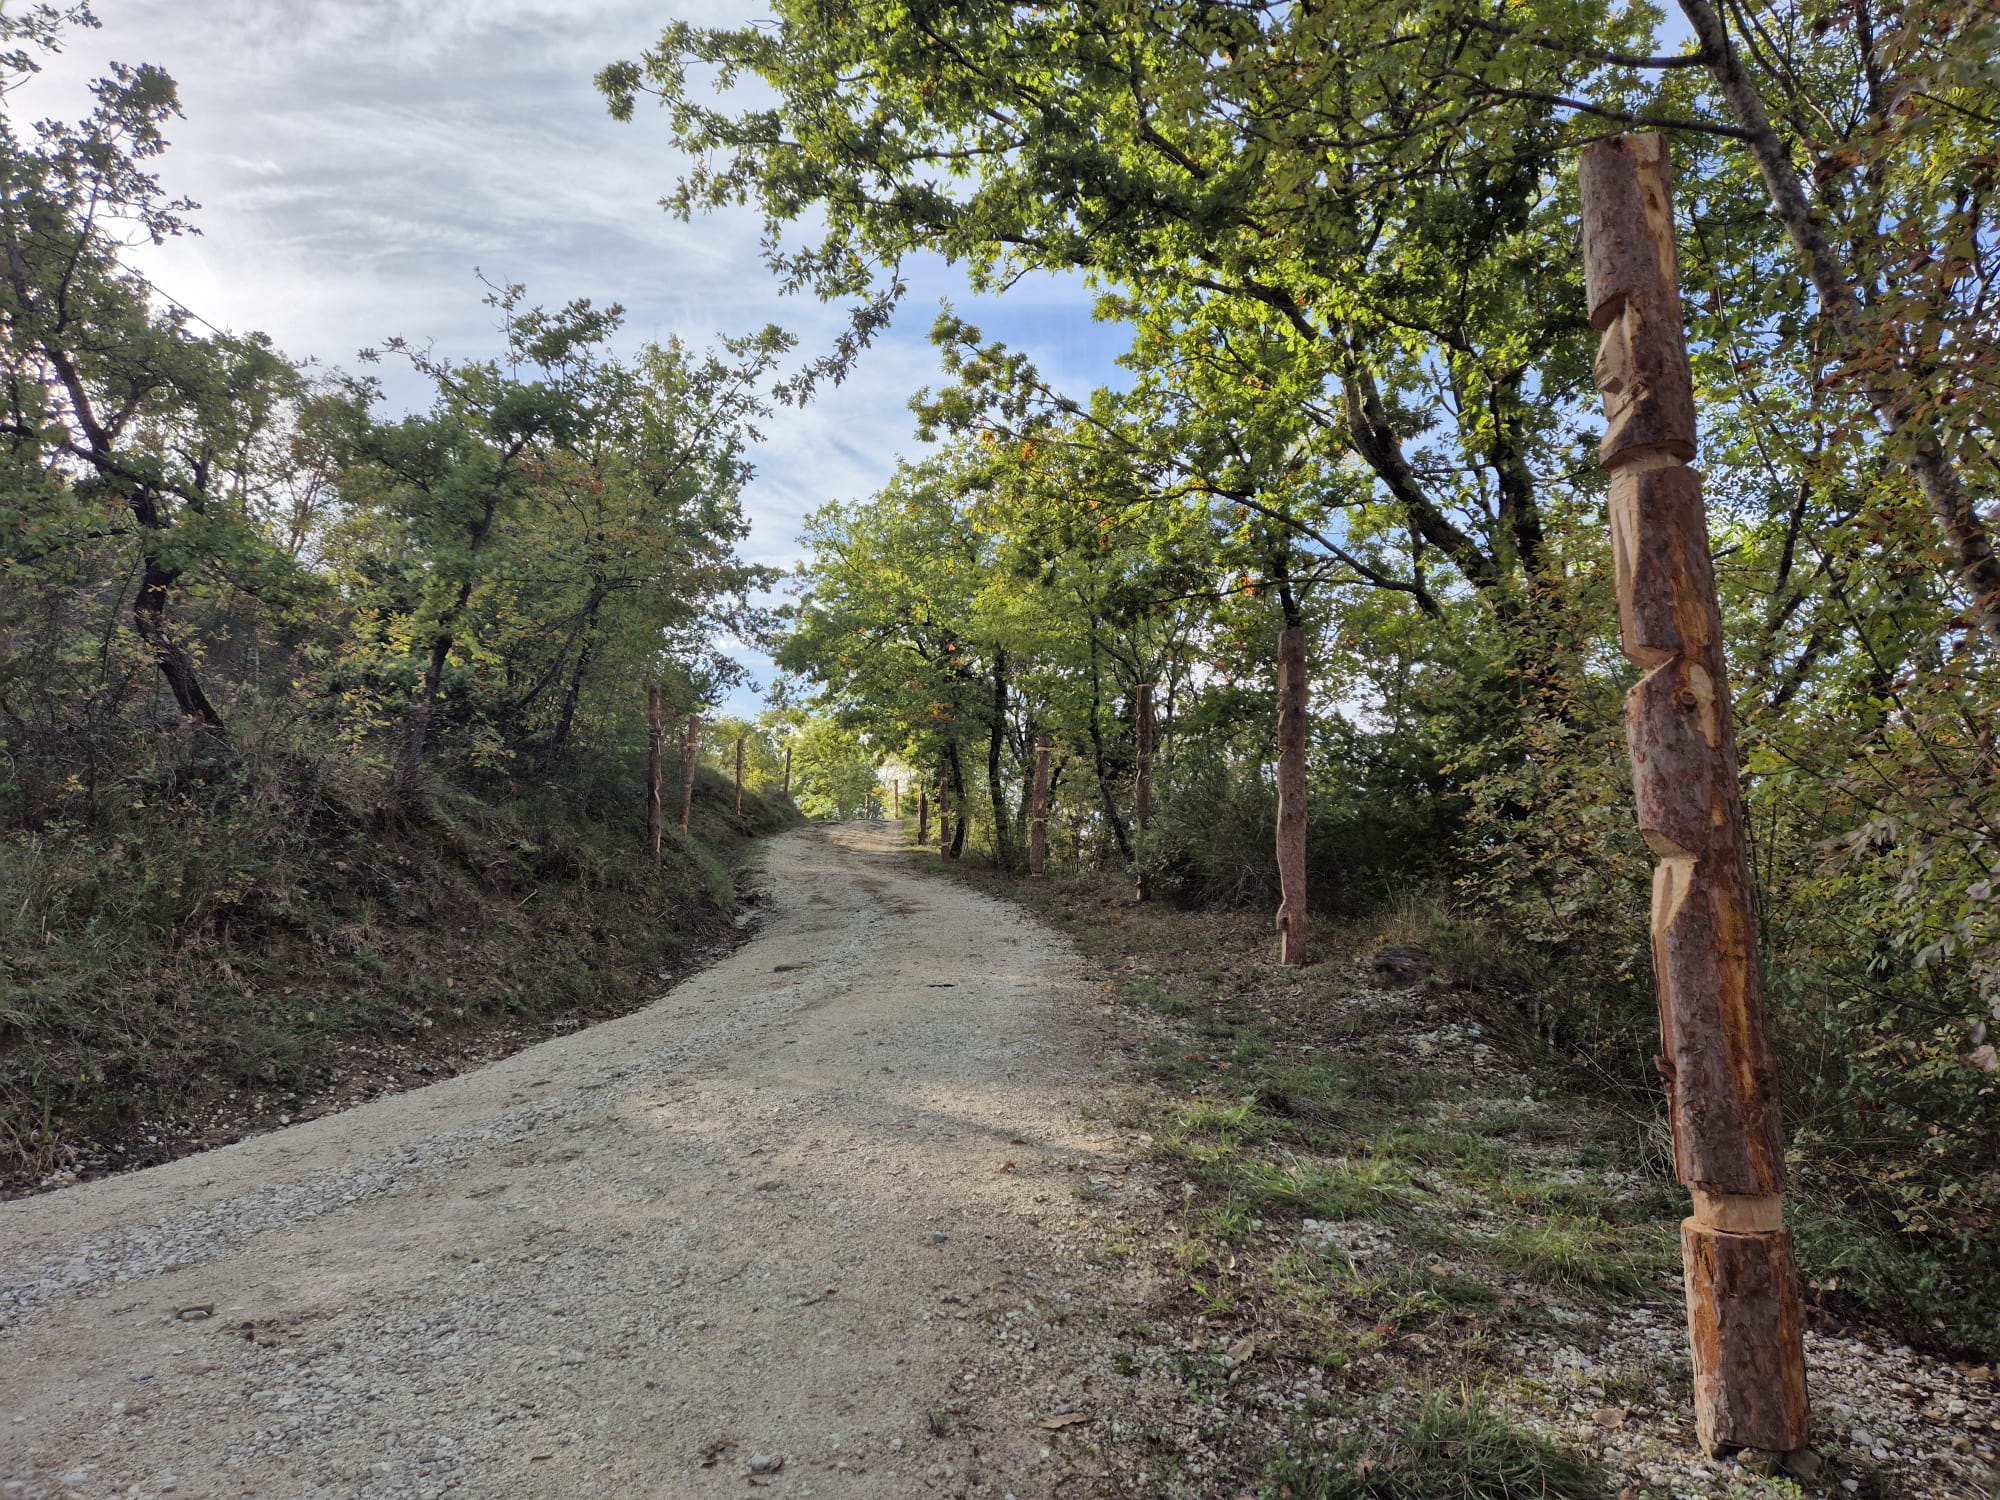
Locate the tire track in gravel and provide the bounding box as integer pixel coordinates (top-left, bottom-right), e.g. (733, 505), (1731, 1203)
(0, 822), (1155, 1500)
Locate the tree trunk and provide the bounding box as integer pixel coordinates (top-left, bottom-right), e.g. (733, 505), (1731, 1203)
(1134, 682), (1154, 902)
(1582, 133), (1807, 1458)
(1029, 735), (1051, 877)
(679, 714), (700, 832)
(1086, 633), (1133, 860)
(132, 553), (224, 729)
(988, 647), (1014, 869)
(937, 759), (951, 853)
(648, 685), (663, 862)
(784, 745), (792, 796)
(539, 587), (609, 772)
(400, 634), (453, 789)
(1274, 627), (1309, 966)
(892, 779), (901, 818)
(947, 744), (967, 858)
(396, 498), (498, 792)
(1674, 0), (2000, 650)
(734, 733), (746, 814)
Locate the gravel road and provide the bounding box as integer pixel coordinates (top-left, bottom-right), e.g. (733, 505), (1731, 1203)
(1, 822), (1140, 1500)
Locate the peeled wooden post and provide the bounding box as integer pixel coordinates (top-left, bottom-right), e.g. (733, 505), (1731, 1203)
(917, 787), (930, 843)
(1274, 628), (1309, 966)
(647, 685), (664, 862)
(734, 733), (746, 814)
(1134, 682), (1154, 902)
(1029, 735), (1051, 877)
(679, 714), (700, 833)
(1581, 133), (1807, 1457)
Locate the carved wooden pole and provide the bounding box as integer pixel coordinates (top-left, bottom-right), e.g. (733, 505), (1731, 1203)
(784, 744), (793, 797)
(1581, 133), (1807, 1457)
(1029, 735), (1051, 877)
(1274, 628), (1309, 966)
(647, 685), (664, 862)
(1134, 682), (1154, 902)
(679, 714), (700, 833)
(917, 787), (930, 843)
(734, 733), (746, 814)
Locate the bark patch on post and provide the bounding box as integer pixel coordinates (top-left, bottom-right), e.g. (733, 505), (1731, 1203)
(1581, 132), (1807, 1457)
(1274, 628), (1308, 966)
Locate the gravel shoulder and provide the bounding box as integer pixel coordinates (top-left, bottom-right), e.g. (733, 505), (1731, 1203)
(0, 822), (1152, 1500)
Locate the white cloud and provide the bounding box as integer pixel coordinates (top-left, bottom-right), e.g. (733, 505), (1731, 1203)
(28, 0), (1129, 713)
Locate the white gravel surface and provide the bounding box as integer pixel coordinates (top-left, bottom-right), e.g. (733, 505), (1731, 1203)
(0, 822), (1143, 1500)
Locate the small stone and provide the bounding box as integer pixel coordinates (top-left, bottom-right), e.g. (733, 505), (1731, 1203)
(932, 1233), (947, 1244)
(748, 1453), (783, 1475)
(1849, 1426), (1873, 1447)
(1782, 1447), (1823, 1480)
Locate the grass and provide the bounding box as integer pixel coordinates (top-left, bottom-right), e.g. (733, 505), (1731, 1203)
(922, 843), (2000, 1498)
(0, 759), (797, 1194)
(1260, 1389), (1606, 1500)
(1486, 1216), (1676, 1299)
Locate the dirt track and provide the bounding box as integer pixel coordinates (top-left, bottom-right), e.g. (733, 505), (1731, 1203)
(1, 822), (1143, 1499)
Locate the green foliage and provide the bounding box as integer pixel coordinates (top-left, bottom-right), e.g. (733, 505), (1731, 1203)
(784, 717), (876, 820)
(0, 17), (805, 1184)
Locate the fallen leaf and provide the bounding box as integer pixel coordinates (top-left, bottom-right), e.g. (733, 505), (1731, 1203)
(1225, 1335), (1257, 1363)
(999, 1161), (1016, 1173)
(1040, 1412), (1091, 1430)
(1593, 1405), (1630, 1430)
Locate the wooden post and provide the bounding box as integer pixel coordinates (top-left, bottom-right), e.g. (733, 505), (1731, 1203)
(864, 787), (872, 819)
(679, 714), (700, 832)
(1029, 735), (1051, 877)
(1274, 628), (1309, 966)
(917, 788), (930, 843)
(647, 685), (664, 862)
(784, 744), (793, 797)
(892, 778), (901, 818)
(1581, 133), (1807, 1457)
(734, 733), (746, 814)
(1134, 682), (1154, 902)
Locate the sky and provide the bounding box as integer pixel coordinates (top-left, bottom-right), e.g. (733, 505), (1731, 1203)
(26, 0), (1132, 714)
